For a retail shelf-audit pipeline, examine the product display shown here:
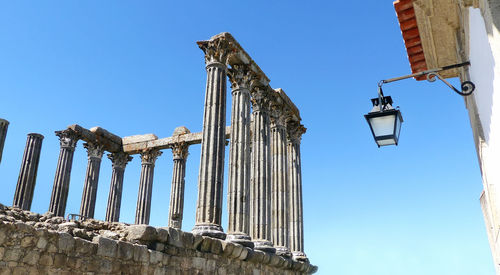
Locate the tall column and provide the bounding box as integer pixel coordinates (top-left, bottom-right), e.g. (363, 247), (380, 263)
(193, 37), (231, 239)
(287, 122), (308, 262)
(13, 133), (44, 210)
(0, 119), (9, 164)
(79, 142), (105, 219)
(249, 87), (275, 253)
(49, 129), (79, 217)
(105, 152), (132, 222)
(226, 64), (254, 247)
(135, 149), (162, 225)
(168, 138), (189, 229)
(270, 106), (291, 257)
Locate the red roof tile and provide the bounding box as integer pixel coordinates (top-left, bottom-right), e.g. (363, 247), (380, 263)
(394, 0), (427, 80)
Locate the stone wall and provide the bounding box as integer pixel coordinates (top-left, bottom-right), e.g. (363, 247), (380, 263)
(0, 204), (317, 274)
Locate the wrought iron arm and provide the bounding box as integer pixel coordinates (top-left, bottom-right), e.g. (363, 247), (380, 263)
(378, 61), (475, 96)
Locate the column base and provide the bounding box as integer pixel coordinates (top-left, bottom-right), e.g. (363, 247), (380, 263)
(226, 233), (254, 248)
(253, 240), (276, 254)
(192, 223), (226, 240)
(275, 246), (292, 258)
(292, 251), (309, 262)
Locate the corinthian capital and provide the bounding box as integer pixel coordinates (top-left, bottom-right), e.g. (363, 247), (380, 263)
(250, 87), (271, 113)
(198, 37), (235, 66)
(83, 142), (105, 159)
(171, 142), (189, 160)
(107, 152), (133, 169)
(270, 103), (290, 129)
(55, 129), (79, 150)
(287, 121), (307, 144)
(140, 149), (162, 165)
(228, 64), (254, 91)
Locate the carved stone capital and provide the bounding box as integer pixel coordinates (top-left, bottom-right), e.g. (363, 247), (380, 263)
(107, 152), (133, 169)
(83, 142), (105, 159)
(287, 121), (307, 143)
(198, 37), (235, 66)
(250, 87), (271, 113)
(228, 64), (254, 91)
(55, 129), (79, 150)
(140, 149), (162, 165)
(269, 103), (289, 130)
(171, 142), (189, 160)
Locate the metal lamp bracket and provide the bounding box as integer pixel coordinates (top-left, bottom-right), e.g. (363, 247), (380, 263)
(378, 61), (475, 96)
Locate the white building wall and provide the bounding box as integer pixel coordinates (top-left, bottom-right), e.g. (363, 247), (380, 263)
(468, 6), (500, 273)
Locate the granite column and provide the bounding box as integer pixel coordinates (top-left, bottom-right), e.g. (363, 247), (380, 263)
(13, 133), (44, 210)
(79, 142), (105, 219)
(271, 107), (291, 257)
(0, 119), (9, 164)
(135, 149), (162, 225)
(226, 64), (253, 247)
(168, 140), (189, 229)
(250, 87), (275, 253)
(193, 38), (231, 239)
(49, 129), (79, 217)
(105, 152), (132, 222)
(288, 123), (308, 261)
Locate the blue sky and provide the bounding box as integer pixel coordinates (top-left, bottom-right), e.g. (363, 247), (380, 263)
(0, 1), (492, 274)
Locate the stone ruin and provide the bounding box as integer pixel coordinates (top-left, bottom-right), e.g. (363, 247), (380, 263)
(0, 32), (317, 274)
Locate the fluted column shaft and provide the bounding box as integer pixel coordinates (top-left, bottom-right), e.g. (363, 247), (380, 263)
(135, 149), (162, 225)
(49, 129), (79, 217)
(288, 124), (307, 261)
(105, 152), (132, 222)
(226, 65), (253, 247)
(79, 143), (105, 219)
(0, 119), (9, 164)
(13, 133), (44, 210)
(168, 142), (189, 229)
(193, 54), (228, 239)
(271, 112), (290, 257)
(250, 88), (275, 253)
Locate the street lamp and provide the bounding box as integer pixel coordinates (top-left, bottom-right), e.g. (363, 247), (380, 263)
(365, 61), (475, 147)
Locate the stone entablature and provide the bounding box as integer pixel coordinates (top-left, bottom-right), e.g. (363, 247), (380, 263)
(0, 204), (317, 274)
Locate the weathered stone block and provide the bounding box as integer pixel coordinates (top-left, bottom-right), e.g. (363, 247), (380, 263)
(181, 231), (194, 248)
(156, 228), (169, 243)
(22, 250), (40, 265)
(94, 236), (118, 258)
(20, 236), (35, 248)
(38, 253), (53, 266)
(4, 247), (23, 261)
(133, 244), (149, 263)
(58, 232), (75, 252)
(126, 225), (157, 243)
(150, 250), (163, 264)
(117, 240), (134, 260)
(53, 253), (67, 268)
(167, 227), (183, 248)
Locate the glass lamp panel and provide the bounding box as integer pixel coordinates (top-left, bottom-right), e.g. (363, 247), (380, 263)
(395, 114), (402, 140)
(376, 138), (396, 146)
(369, 114), (396, 137)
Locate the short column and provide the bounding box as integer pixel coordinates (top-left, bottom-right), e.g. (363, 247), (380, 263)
(168, 131), (189, 229)
(249, 87), (275, 253)
(105, 152), (132, 222)
(287, 122), (308, 262)
(270, 107), (291, 257)
(226, 64), (253, 247)
(13, 133), (44, 210)
(49, 129), (79, 217)
(193, 37), (231, 239)
(135, 149), (162, 225)
(79, 142), (105, 219)
(0, 119), (9, 164)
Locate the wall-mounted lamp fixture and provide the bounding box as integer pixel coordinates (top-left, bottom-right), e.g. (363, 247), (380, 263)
(365, 61), (475, 147)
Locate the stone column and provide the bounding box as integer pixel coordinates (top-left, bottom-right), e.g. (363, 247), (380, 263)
(287, 122), (308, 262)
(193, 38), (231, 239)
(270, 106), (291, 257)
(168, 137), (189, 229)
(226, 64), (254, 247)
(49, 129), (79, 217)
(0, 119), (9, 164)
(79, 142), (105, 219)
(105, 152), (132, 222)
(135, 149), (162, 225)
(13, 133), (44, 210)
(249, 87), (275, 253)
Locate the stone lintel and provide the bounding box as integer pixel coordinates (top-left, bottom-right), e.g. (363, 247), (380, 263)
(274, 88), (301, 121)
(66, 124), (122, 153)
(123, 126), (231, 155)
